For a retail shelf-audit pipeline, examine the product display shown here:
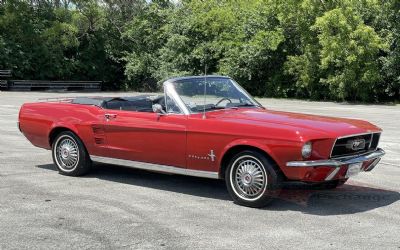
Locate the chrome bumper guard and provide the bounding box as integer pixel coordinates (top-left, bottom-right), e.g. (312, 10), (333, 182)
(286, 148), (385, 167)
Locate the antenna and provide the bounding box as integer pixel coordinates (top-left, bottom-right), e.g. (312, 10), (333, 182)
(202, 52), (207, 119)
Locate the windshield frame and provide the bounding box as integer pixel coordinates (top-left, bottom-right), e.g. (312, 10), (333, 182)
(163, 76), (263, 115)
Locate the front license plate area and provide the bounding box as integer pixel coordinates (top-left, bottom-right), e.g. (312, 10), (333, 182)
(346, 162), (363, 178)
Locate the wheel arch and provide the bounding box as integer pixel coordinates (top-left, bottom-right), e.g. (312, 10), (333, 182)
(218, 142), (284, 179)
(48, 125), (80, 147)
(49, 125), (93, 176)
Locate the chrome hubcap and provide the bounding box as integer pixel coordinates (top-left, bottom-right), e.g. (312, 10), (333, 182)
(61, 148), (70, 159)
(233, 157), (266, 199)
(56, 137), (79, 170)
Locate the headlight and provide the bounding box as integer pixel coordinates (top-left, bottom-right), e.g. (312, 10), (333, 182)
(302, 142), (312, 159)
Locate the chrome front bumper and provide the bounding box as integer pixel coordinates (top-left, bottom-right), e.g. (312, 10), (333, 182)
(286, 148), (385, 181)
(286, 148), (385, 167)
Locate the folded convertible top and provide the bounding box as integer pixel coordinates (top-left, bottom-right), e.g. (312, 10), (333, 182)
(71, 95), (162, 108)
(71, 97), (109, 107)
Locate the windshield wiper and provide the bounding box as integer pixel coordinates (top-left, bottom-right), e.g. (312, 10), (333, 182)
(203, 105), (226, 111)
(229, 103), (258, 108)
(196, 103), (258, 112)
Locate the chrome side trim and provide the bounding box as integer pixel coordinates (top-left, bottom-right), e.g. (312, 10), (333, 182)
(286, 148), (385, 167)
(90, 155), (219, 179)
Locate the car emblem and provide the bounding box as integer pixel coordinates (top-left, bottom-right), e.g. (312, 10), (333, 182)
(188, 150), (216, 162)
(348, 138), (366, 150)
(208, 150), (216, 162)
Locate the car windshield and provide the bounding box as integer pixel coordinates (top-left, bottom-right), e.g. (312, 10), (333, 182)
(170, 77), (261, 113)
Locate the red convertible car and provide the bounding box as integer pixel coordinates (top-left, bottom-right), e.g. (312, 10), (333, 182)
(19, 76), (385, 207)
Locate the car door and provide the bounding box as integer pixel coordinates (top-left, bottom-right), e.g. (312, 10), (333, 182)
(102, 105), (187, 168)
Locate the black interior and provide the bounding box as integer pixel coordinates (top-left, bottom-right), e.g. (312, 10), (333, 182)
(72, 95), (174, 113)
(102, 95), (165, 112)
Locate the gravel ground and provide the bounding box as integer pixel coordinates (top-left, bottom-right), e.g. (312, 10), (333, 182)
(0, 91), (399, 250)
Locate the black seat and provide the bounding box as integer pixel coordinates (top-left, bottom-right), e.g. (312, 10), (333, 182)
(104, 96), (155, 112)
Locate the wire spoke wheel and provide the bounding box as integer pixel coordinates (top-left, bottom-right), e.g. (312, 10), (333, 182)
(55, 136), (79, 171)
(231, 155), (267, 201)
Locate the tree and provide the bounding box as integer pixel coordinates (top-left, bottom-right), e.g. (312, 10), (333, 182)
(284, 0), (388, 102)
(0, 0), (398, 102)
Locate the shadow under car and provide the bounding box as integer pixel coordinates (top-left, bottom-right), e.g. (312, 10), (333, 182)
(37, 162), (400, 215)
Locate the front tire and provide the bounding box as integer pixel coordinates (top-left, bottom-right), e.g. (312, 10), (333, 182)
(225, 150), (283, 208)
(52, 131), (91, 176)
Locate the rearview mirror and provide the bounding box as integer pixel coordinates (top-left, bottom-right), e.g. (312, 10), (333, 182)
(152, 104), (166, 115)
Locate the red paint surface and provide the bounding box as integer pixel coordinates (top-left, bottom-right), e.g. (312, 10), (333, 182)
(19, 102), (382, 182)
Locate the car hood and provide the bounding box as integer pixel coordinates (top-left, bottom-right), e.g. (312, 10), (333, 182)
(206, 108), (381, 138)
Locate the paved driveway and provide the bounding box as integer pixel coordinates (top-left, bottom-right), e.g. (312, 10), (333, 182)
(0, 91), (399, 249)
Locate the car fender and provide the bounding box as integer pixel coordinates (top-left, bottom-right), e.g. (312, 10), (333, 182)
(47, 122), (80, 146)
(218, 138), (280, 167)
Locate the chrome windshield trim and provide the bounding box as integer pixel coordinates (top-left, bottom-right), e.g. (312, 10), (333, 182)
(163, 76), (262, 115)
(230, 79), (263, 108)
(163, 80), (190, 115)
(286, 148), (385, 167)
(90, 155), (219, 179)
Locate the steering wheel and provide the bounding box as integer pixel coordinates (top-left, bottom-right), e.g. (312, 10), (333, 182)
(216, 97), (232, 106)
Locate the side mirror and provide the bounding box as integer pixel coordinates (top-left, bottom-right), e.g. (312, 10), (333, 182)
(152, 104), (166, 115)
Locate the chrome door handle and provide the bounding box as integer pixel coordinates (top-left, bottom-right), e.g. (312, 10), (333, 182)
(105, 113), (117, 120)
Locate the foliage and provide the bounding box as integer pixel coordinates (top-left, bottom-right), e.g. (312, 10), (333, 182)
(0, 0), (399, 102)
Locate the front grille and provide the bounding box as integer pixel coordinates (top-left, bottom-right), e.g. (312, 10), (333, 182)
(370, 133), (380, 150)
(331, 133), (381, 158)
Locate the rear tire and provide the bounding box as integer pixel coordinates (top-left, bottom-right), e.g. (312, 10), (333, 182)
(52, 131), (91, 176)
(225, 150), (283, 208)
